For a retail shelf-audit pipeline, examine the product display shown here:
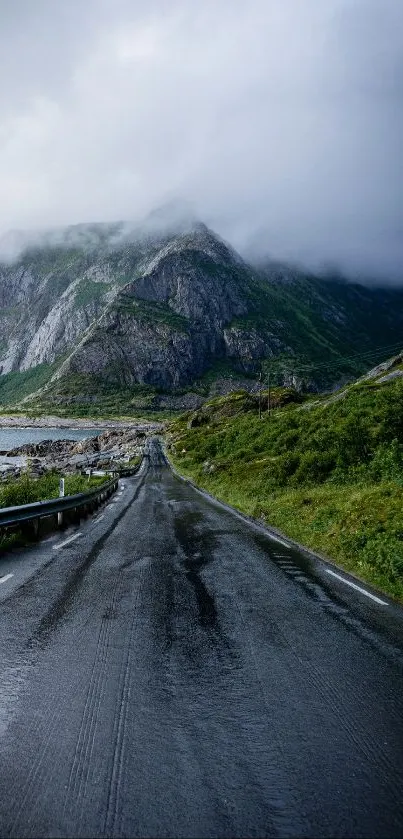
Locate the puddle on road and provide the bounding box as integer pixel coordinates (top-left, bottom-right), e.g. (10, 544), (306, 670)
(174, 510), (220, 633)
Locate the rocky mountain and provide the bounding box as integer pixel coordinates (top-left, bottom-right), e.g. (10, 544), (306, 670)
(0, 215), (403, 415)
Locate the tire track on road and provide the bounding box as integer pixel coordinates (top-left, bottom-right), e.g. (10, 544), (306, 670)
(286, 635), (403, 804)
(7, 693), (65, 836)
(6, 474), (148, 836)
(7, 573), (124, 837)
(62, 572), (124, 826)
(31, 470), (147, 647)
(103, 561), (149, 838)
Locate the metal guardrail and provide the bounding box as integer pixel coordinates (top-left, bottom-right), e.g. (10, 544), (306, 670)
(116, 465), (141, 477)
(0, 475), (119, 530)
(0, 460), (143, 541)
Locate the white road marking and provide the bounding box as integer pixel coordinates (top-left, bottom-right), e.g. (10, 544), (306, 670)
(268, 534), (290, 548)
(53, 533), (82, 551)
(325, 569), (387, 605)
(170, 458), (390, 607)
(0, 573), (13, 585)
(94, 514), (105, 523)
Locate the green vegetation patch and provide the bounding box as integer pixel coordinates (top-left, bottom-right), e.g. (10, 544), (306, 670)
(193, 359), (255, 392)
(24, 372), (175, 420)
(235, 269), (403, 387)
(0, 471), (105, 509)
(0, 471), (107, 551)
(74, 278), (112, 309)
(0, 361), (60, 408)
(114, 297), (190, 333)
(168, 379), (403, 600)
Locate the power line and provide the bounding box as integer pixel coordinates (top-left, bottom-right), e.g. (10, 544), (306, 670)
(298, 344), (403, 372)
(270, 341), (403, 376)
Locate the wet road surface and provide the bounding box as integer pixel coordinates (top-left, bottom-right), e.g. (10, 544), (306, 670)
(0, 439), (403, 838)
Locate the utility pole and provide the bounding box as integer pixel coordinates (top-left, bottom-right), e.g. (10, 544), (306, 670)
(267, 370), (271, 415)
(258, 371), (262, 419)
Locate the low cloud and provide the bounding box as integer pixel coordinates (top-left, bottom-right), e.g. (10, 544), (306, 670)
(0, 0), (402, 280)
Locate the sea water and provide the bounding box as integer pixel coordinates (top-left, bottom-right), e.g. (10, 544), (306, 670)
(0, 427), (102, 453)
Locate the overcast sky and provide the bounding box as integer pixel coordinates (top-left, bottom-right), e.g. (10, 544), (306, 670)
(1, 0), (402, 279)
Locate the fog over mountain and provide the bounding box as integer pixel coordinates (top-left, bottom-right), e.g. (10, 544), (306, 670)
(1, 0), (402, 281)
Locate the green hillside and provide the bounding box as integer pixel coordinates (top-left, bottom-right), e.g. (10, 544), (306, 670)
(168, 362), (403, 601)
(244, 270), (403, 386)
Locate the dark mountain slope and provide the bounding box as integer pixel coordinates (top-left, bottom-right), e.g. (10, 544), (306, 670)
(0, 216), (402, 413)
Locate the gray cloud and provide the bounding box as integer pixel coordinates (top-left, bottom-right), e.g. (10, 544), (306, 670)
(0, 0), (402, 280)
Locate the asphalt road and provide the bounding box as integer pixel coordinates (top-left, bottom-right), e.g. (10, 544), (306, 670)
(0, 439), (403, 838)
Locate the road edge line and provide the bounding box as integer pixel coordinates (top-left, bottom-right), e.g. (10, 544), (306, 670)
(163, 446), (396, 610)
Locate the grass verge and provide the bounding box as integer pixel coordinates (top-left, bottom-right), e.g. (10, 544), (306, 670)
(167, 383), (403, 602)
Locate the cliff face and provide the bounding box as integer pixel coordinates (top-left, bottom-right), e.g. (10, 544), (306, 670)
(64, 227), (270, 389)
(1, 217), (403, 409)
(0, 248), (112, 374)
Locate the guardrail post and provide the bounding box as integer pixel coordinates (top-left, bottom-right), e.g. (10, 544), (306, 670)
(58, 478), (65, 527)
(21, 517), (40, 541)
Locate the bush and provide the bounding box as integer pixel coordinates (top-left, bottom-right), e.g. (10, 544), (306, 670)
(270, 453), (300, 485)
(376, 381), (403, 443)
(291, 450), (335, 485)
(335, 415), (372, 467)
(273, 429), (300, 454)
(367, 439), (403, 484)
(352, 533), (403, 583)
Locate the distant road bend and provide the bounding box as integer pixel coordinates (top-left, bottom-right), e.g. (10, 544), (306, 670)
(0, 439), (402, 838)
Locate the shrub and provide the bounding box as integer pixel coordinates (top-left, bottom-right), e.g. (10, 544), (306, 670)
(273, 429), (300, 454)
(291, 450), (335, 485)
(270, 452), (300, 485)
(335, 415), (372, 467)
(367, 439), (403, 484)
(376, 380), (403, 443)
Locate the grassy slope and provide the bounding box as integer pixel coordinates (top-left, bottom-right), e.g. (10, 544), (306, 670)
(18, 372), (173, 420)
(0, 362), (60, 406)
(240, 272), (403, 385)
(167, 378), (403, 601)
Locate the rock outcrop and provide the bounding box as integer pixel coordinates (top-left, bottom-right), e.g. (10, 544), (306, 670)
(3, 425), (161, 478)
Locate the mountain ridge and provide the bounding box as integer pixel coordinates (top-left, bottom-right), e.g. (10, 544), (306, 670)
(1, 215), (403, 414)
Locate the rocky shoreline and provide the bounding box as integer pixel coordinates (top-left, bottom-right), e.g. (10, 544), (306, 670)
(0, 414), (145, 429)
(0, 422), (163, 479)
